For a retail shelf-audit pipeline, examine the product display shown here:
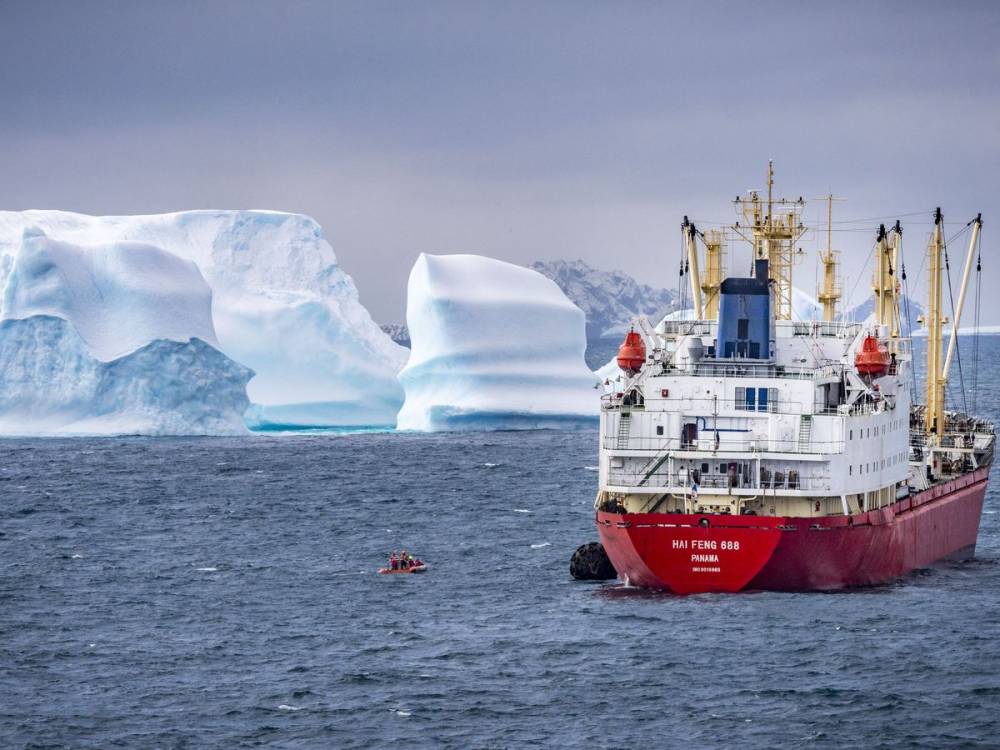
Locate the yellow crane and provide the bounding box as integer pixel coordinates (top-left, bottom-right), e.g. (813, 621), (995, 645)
(815, 194), (844, 322)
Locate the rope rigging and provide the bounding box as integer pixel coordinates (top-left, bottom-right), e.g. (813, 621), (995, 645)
(941, 227), (969, 414)
(972, 227), (983, 414)
(899, 235), (919, 397)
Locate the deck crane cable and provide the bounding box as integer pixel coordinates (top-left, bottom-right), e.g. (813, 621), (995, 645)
(844, 238), (878, 318)
(942, 225), (969, 414)
(909, 223), (970, 298)
(899, 235), (919, 397)
(972, 227), (983, 414)
(677, 230), (687, 313)
(946, 223), (977, 414)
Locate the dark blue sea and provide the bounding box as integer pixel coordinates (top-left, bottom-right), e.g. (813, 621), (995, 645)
(4, 339), (1000, 749)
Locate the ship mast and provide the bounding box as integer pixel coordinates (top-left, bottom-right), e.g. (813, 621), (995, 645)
(681, 218), (726, 320)
(928, 213), (984, 437)
(816, 194), (843, 322)
(701, 229), (726, 319)
(682, 217), (704, 319)
(732, 161), (806, 320)
(872, 223), (900, 335)
(925, 208), (945, 435)
(889, 221), (903, 336)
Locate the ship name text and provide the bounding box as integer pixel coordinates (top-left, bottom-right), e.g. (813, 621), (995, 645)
(671, 539), (741, 551)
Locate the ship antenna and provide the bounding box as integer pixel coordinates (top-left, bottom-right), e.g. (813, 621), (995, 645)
(767, 159), (773, 227)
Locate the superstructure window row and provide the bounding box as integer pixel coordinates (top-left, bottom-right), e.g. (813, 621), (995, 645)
(735, 386), (778, 412)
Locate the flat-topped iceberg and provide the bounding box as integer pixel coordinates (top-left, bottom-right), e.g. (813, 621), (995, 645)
(0, 210), (408, 429)
(5, 228), (219, 359)
(397, 253), (599, 431)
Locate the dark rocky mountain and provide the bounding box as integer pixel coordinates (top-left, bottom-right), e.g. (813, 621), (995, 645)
(379, 323), (410, 348)
(843, 295), (925, 333)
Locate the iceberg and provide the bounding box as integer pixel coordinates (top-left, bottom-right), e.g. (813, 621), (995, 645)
(0, 210), (408, 429)
(0, 317), (252, 436)
(0, 229), (252, 435)
(791, 287), (823, 322)
(5, 228), (219, 359)
(397, 254), (600, 431)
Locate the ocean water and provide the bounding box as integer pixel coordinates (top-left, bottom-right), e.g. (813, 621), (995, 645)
(4, 343), (1000, 748)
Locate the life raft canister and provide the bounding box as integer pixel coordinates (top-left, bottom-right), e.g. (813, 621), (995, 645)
(855, 335), (890, 377)
(617, 328), (646, 374)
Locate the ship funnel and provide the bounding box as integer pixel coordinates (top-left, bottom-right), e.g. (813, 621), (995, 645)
(754, 258), (769, 283)
(715, 260), (772, 360)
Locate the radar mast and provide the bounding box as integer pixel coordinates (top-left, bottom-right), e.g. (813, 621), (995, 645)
(731, 161), (806, 320)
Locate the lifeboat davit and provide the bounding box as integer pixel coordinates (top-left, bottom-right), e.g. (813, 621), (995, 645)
(855, 335), (890, 377)
(617, 329), (646, 374)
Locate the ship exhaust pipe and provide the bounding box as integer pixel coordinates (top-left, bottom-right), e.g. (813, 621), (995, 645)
(570, 542), (617, 581)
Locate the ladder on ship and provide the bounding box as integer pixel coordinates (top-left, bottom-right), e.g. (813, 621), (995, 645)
(798, 415), (813, 451)
(616, 412), (632, 449)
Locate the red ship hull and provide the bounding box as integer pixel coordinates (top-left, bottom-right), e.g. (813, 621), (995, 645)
(597, 467), (989, 593)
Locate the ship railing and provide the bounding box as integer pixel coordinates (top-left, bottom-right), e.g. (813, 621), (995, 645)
(682, 361), (846, 380)
(602, 435), (844, 455)
(602, 398), (882, 422)
(603, 396), (841, 417)
(605, 469), (833, 492)
(656, 320), (861, 340)
(658, 320), (716, 337)
(649, 360), (848, 382)
(789, 321), (862, 338)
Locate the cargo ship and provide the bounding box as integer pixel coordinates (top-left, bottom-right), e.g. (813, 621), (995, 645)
(590, 164), (994, 593)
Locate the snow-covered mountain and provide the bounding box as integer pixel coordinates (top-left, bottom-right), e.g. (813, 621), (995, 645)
(530, 260), (677, 340)
(843, 295), (925, 333)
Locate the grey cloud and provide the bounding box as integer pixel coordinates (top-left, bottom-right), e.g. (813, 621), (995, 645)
(0, 0), (997, 322)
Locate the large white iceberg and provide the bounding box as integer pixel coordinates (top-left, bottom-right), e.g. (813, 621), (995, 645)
(397, 254), (599, 431)
(0, 210), (408, 429)
(0, 229), (252, 435)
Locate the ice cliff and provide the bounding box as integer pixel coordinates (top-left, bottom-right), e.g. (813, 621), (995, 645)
(0, 228), (251, 434)
(0, 316), (252, 435)
(0, 210), (408, 431)
(397, 254), (599, 431)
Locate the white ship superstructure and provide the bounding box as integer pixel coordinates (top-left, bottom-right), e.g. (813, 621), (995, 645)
(600, 316), (916, 518)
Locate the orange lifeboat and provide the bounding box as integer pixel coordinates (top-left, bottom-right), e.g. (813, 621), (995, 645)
(617, 328), (646, 374)
(855, 335), (890, 377)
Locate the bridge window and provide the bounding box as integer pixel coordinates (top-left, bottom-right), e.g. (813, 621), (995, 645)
(735, 386), (777, 412)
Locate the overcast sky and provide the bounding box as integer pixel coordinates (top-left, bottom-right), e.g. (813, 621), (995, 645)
(1, 0), (998, 323)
